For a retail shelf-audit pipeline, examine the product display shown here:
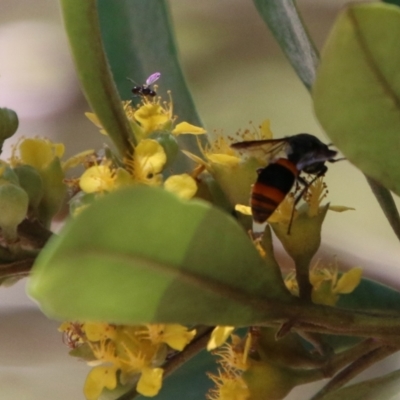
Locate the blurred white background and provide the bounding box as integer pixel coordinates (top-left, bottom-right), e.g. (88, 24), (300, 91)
(1, 0), (399, 399)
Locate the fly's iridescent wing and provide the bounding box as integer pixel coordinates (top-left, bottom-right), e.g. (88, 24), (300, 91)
(231, 138), (290, 164)
(145, 72), (161, 86)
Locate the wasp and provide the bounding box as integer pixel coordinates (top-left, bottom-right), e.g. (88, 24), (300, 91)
(231, 133), (341, 233)
(131, 72), (161, 98)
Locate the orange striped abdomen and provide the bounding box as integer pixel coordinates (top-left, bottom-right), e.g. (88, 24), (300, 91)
(251, 158), (298, 223)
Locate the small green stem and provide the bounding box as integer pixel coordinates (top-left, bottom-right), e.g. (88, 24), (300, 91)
(295, 257), (313, 301)
(311, 344), (399, 399)
(325, 338), (381, 376)
(282, 304), (400, 343)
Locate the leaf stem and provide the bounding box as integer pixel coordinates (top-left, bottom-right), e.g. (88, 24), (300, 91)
(295, 258), (313, 301)
(311, 344), (399, 399)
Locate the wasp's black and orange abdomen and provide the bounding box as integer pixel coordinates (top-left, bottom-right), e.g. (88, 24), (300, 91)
(251, 158), (298, 223)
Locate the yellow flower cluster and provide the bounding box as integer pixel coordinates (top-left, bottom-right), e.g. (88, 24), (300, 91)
(285, 259), (362, 306)
(59, 321), (196, 399)
(206, 329), (252, 400)
(77, 93), (205, 215)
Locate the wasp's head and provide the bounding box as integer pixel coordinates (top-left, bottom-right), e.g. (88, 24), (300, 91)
(287, 133), (337, 171)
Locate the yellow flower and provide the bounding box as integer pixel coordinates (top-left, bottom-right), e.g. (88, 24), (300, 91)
(333, 267), (363, 294)
(284, 271), (298, 296)
(143, 324), (196, 351)
(126, 139), (166, 186)
(267, 193), (297, 224)
(164, 174), (197, 199)
(208, 326), (235, 351)
(215, 334), (251, 372)
(119, 342), (150, 374)
(234, 204), (252, 215)
(284, 259), (362, 305)
(310, 260), (362, 306)
(89, 339), (117, 365)
(62, 150), (96, 171)
(134, 103), (171, 135)
(234, 194), (297, 226)
(10, 137), (64, 170)
(207, 370), (250, 400)
(79, 165), (116, 193)
(305, 176), (355, 217)
(172, 121), (206, 135)
(83, 365), (118, 400)
(241, 119), (274, 141)
(82, 322), (117, 342)
(204, 136), (241, 167)
(137, 367), (164, 397)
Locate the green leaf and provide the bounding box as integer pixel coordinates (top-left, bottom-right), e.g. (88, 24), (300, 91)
(59, 0), (134, 155)
(97, 0), (205, 168)
(97, 0), (202, 127)
(28, 186), (292, 325)
(384, 0), (400, 7)
(252, 0), (319, 91)
(318, 369), (400, 400)
(338, 278), (400, 312)
(313, 3), (400, 196)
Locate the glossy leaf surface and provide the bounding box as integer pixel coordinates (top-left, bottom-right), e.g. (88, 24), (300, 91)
(59, 0), (134, 155)
(28, 187), (292, 325)
(252, 0), (318, 91)
(98, 0), (202, 127)
(313, 3), (400, 196)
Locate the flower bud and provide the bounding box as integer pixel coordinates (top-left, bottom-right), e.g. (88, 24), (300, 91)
(13, 165), (44, 210)
(37, 157), (66, 227)
(271, 204), (329, 265)
(210, 157), (260, 207)
(0, 163), (20, 186)
(0, 108), (18, 149)
(0, 183), (29, 241)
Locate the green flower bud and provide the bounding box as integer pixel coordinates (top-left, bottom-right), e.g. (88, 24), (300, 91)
(0, 183), (29, 241)
(13, 165), (44, 210)
(243, 360), (324, 400)
(0, 162), (20, 186)
(37, 157), (66, 227)
(210, 157), (260, 208)
(195, 173), (233, 213)
(271, 205), (329, 301)
(243, 361), (298, 400)
(0, 108), (18, 148)
(271, 204), (329, 264)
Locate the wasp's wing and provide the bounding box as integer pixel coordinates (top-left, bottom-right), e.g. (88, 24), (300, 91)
(146, 72), (161, 85)
(231, 138), (289, 163)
